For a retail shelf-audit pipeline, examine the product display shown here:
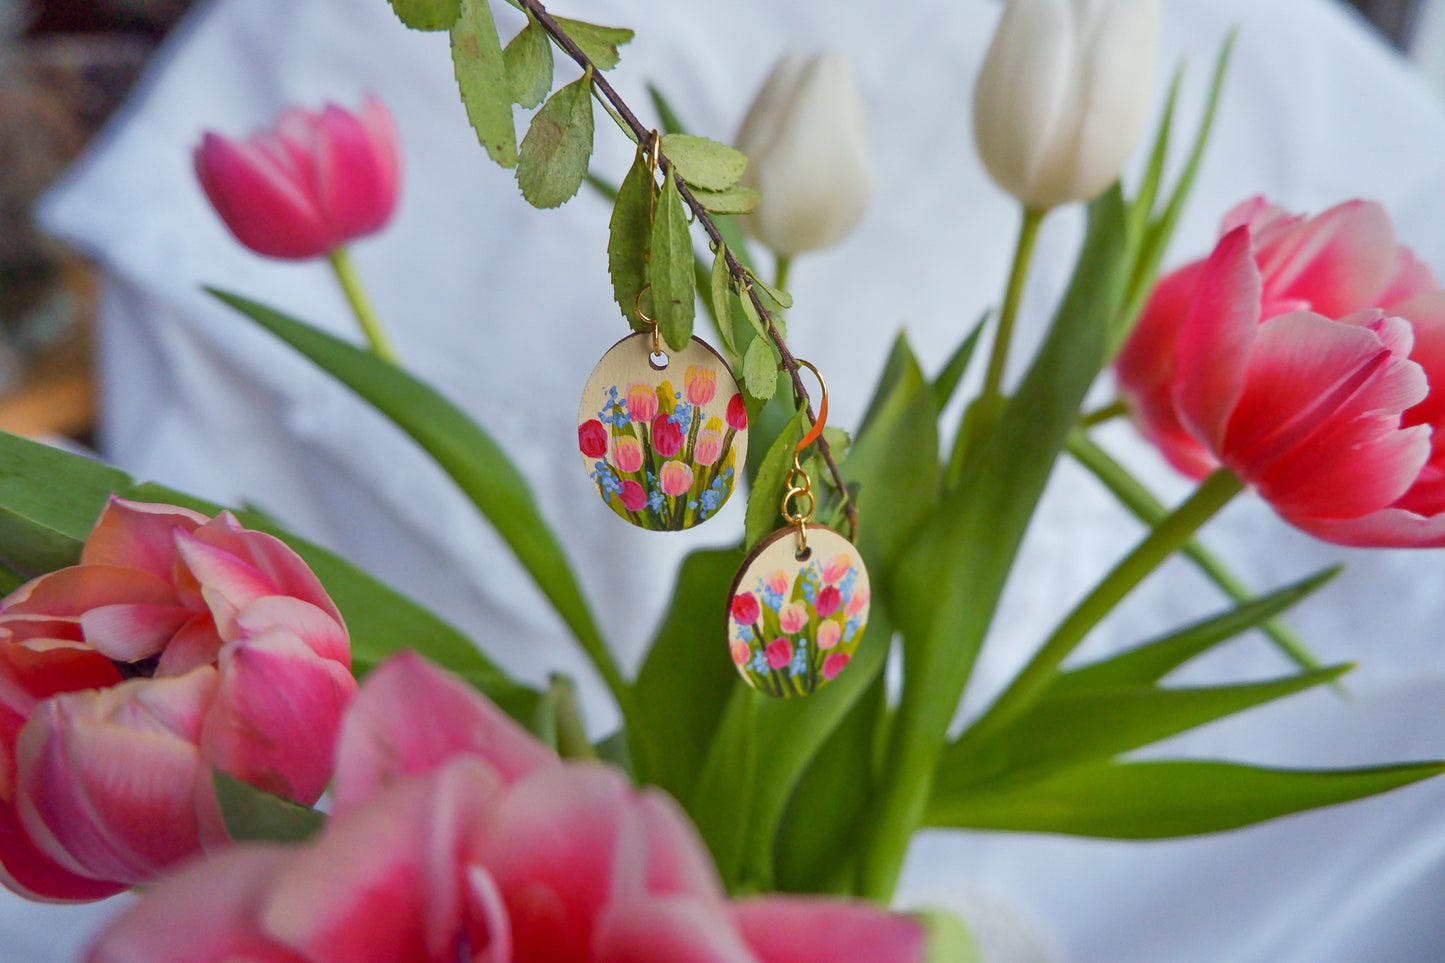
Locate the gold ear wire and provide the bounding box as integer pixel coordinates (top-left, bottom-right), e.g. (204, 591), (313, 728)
(780, 358), (829, 555)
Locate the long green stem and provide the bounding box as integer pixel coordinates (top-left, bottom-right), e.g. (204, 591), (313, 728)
(978, 207), (1045, 407)
(963, 467), (1244, 746)
(328, 247), (399, 363)
(774, 255), (792, 294)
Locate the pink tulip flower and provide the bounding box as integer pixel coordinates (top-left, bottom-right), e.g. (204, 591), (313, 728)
(766, 638), (793, 670)
(1118, 198), (1445, 546)
(659, 460), (694, 497)
(685, 364), (718, 406)
(626, 383), (658, 423)
(86, 652), (929, 963)
(767, 570), (790, 596)
(619, 479), (647, 513)
(731, 640), (752, 666)
(613, 435), (644, 474)
(652, 414), (686, 459)
(844, 588), (869, 619)
(779, 604), (808, 635)
(694, 429), (724, 467)
(0, 498), (355, 900)
(815, 620), (842, 651)
(578, 420), (609, 459)
(821, 554), (851, 585)
(822, 653), (850, 680)
(727, 393), (749, 431)
(731, 592), (761, 625)
(195, 95), (400, 260)
(814, 586), (842, 620)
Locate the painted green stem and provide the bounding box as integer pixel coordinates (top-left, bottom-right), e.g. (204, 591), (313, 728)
(963, 467), (1245, 747)
(328, 247), (399, 364)
(978, 207), (1045, 409)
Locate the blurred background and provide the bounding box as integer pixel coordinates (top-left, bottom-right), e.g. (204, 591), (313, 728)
(0, 0), (1438, 450)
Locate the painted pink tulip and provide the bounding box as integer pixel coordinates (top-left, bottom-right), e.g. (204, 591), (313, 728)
(731, 592), (761, 625)
(0, 497), (355, 900)
(767, 570), (790, 596)
(779, 604), (808, 635)
(195, 95), (400, 260)
(612, 435), (644, 474)
(821, 554), (851, 585)
(822, 652), (850, 680)
(765, 638), (793, 670)
(1117, 200), (1445, 546)
(685, 364), (718, 406)
(815, 620), (842, 651)
(814, 586), (842, 619)
(87, 653), (929, 963)
(694, 429), (724, 467)
(730, 640), (752, 666)
(626, 383), (658, 423)
(651, 413), (685, 459)
(619, 479), (647, 513)
(579, 419), (609, 459)
(659, 461), (694, 498)
(844, 587), (869, 619)
(726, 393), (749, 431)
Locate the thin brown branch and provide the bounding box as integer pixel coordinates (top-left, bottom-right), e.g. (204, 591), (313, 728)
(517, 0), (857, 537)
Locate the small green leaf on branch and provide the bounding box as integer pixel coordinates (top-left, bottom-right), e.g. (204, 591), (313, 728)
(691, 185), (760, 214)
(451, 0), (517, 167)
(710, 246), (736, 357)
(742, 334), (778, 402)
(504, 16), (554, 109)
(552, 17), (634, 71)
(737, 287), (768, 341)
(388, 0), (459, 31)
(608, 151), (655, 330)
(745, 404), (806, 549)
(650, 172), (695, 350)
(517, 70), (596, 208)
(660, 133), (748, 191)
(752, 274), (793, 310)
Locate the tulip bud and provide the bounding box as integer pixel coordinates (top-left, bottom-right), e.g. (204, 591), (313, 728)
(194, 95), (401, 259)
(973, 0), (1161, 212)
(735, 50), (876, 258)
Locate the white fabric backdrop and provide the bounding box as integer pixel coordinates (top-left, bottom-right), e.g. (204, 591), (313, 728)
(21, 0), (1445, 959)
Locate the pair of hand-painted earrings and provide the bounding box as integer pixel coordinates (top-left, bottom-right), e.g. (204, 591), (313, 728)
(577, 285), (870, 698)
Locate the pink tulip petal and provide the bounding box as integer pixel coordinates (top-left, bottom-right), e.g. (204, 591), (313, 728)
(361, 95), (402, 217)
(79, 498), (207, 577)
(1255, 200), (1396, 316)
(463, 865), (514, 963)
(1219, 195), (1299, 239)
(152, 614), (224, 678)
(734, 896), (927, 963)
(1396, 292), (1445, 438)
(1284, 503), (1445, 548)
(79, 603), (195, 664)
(16, 675), (216, 883)
(1254, 416), (1430, 519)
(315, 101), (399, 241)
(194, 132), (332, 259)
(636, 788), (726, 901)
(596, 894), (758, 963)
(332, 651), (555, 814)
(233, 595), (349, 666)
(202, 627), (356, 804)
(84, 845), (300, 962)
(188, 515), (345, 630)
(0, 799), (125, 902)
(1172, 227), (1263, 453)
(1380, 247), (1439, 308)
(3, 566), (176, 621)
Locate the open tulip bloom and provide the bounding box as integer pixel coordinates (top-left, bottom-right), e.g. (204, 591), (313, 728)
(3, 1), (1445, 958)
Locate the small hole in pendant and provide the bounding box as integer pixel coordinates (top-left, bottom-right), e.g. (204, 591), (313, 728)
(795, 546), (813, 562)
(649, 351), (670, 370)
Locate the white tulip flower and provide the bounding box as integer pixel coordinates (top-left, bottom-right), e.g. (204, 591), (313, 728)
(735, 50), (876, 260)
(973, 0), (1161, 212)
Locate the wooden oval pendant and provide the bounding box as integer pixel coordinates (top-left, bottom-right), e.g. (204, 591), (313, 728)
(726, 525), (870, 697)
(578, 333), (748, 531)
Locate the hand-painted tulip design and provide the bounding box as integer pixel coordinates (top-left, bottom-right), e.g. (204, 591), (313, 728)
(613, 435), (644, 474)
(651, 413), (685, 458)
(822, 554), (852, 584)
(816, 620), (842, 650)
(578, 419), (608, 459)
(973, 0), (1161, 212)
(194, 95), (400, 259)
(846, 587), (870, 619)
(626, 382), (658, 423)
(727, 393), (749, 431)
(815, 586), (842, 619)
(732, 592), (761, 625)
(685, 364), (718, 406)
(736, 50), (876, 258)
(731, 640), (752, 666)
(85, 653), (929, 963)
(659, 460), (695, 497)
(0, 498), (355, 901)
(1117, 198), (1445, 546)
(694, 428), (724, 467)
(779, 604), (808, 635)
(822, 652), (851, 680)
(766, 638), (794, 670)
(619, 479), (647, 513)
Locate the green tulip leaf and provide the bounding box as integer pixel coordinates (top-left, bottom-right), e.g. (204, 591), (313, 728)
(552, 17), (633, 71)
(660, 133), (748, 192)
(927, 758), (1445, 838)
(931, 312), (988, 415)
(691, 185), (760, 214)
(451, 0), (517, 167)
(504, 16), (554, 109)
(742, 334), (778, 403)
(608, 150), (655, 332)
(517, 71), (595, 209)
(0, 431), (130, 575)
(213, 770), (325, 844)
(387, 0), (459, 31)
(744, 403), (805, 551)
(650, 172), (695, 351)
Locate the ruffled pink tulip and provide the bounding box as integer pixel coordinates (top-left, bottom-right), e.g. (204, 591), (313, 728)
(195, 95), (400, 260)
(87, 653), (928, 963)
(1118, 198), (1445, 546)
(0, 498), (355, 900)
